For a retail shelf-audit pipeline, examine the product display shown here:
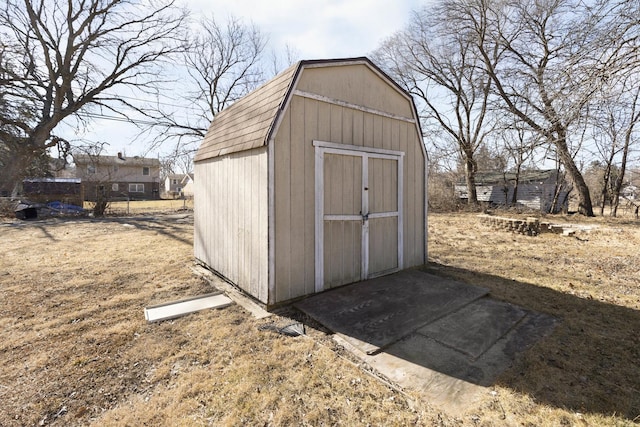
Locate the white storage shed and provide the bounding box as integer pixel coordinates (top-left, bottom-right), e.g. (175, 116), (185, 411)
(194, 57), (427, 308)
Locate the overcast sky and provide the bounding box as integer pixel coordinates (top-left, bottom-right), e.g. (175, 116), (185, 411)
(188, 0), (424, 59)
(63, 1), (426, 159)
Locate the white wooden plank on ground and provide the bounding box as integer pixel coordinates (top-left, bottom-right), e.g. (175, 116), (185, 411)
(144, 292), (234, 323)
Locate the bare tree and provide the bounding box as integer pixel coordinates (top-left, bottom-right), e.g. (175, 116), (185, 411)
(602, 0), (640, 216)
(267, 43), (300, 78)
(159, 147), (194, 178)
(453, 0), (640, 216)
(0, 38), (41, 195)
(593, 76), (640, 217)
(374, 5), (501, 206)
(446, 0), (608, 216)
(148, 15), (267, 155)
(0, 0), (187, 194)
(72, 141), (112, 216)
(494, 109), (543, 206)
(591, 97), (625, 215)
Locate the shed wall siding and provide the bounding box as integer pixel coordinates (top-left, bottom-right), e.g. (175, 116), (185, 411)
(296, 65), (413, 119)
(273, 93), (425, 302)
(194, 148), (269, 303)
(516, 183), (565, 212)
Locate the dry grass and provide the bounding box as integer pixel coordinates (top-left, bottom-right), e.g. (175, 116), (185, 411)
(83, 199), (194, 215)
(426, 212), (640, 426)
(0, 215), (431, 426)
(0, 211), (638, 426)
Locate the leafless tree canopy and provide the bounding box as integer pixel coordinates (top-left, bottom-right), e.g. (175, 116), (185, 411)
(0, 0), (186, 193)
(375, 0), (640, 216)
(589, 71), (640, 215)
(374, 4), (502, 205)
(147, 15), (267, 155)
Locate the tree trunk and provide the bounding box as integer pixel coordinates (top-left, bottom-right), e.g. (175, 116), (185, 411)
(464, 156), (479, 205)
(600, 163), (612, 216)
(612, 123), (632, 217)
(502, 172), (509, 206)
(6, 149), (38, 198)
(554, 135), (594, 216)
(550, 170), (564, 214)
(511, 164), (521, 207)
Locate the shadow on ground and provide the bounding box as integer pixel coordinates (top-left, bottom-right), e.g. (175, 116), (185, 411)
(422, 262), (640, 419)
(3, 214), (193, 246)
(296, 263), (640, 420)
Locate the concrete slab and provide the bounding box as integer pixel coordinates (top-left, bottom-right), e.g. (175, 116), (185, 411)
(378, 308), (555, 384)
(295, 269), (489, 354)
(334, 335), (487, 414)
(360, 308), (557, 414)
(417, 298), (527, 360)
(295, 270), (557, 414)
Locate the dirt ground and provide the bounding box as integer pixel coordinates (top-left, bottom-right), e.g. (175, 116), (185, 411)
(0, 208), (639, 426)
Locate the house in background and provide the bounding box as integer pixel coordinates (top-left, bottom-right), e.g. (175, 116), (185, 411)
(620, 168), (640, 201)
(164, 173), (194, 198)
(454, 169), (568, 213)
(165, 174), (183, 195)
(74, 152), (160, 201)
(621, 184), (637, 201)
(183, 173), (194, 198)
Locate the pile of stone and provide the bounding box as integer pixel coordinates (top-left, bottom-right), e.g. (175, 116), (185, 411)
(478, 214), (598, 237)
(478, 214), (549, 236)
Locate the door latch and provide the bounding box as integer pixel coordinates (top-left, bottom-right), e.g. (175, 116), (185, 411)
(361, 211), (369, 224)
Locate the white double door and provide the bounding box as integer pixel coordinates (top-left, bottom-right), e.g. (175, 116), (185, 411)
(314, 141), (404, 292)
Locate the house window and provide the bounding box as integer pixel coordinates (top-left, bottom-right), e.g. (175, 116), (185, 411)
(172, 179), (178, 185)
(142, 167), (150, 176)
(129, 183), (144, 193)
(87, 165), (96, 174)
(112, 183), (119, 191)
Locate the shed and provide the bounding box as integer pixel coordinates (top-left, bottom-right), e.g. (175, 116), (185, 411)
(22, 177), (84, 206)
(194, 57), (427, 308)
(454, 169), (568, 213)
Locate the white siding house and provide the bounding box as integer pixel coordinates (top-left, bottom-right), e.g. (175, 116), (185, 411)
(164, 173), (194, 198)
(74, 153), (160, 201)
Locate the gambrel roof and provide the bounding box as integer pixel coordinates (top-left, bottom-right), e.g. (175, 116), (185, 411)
(194, 63), (298, 162)
(194, 57), (419, 163)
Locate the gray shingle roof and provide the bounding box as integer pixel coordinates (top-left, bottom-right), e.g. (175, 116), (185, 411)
(194, 63), (298, 162)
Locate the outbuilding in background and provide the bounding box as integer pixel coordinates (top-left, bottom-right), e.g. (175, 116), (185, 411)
(194, 57), (427, 308)
(454, 169), (569, 213)
(22, 177), (84, 207)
